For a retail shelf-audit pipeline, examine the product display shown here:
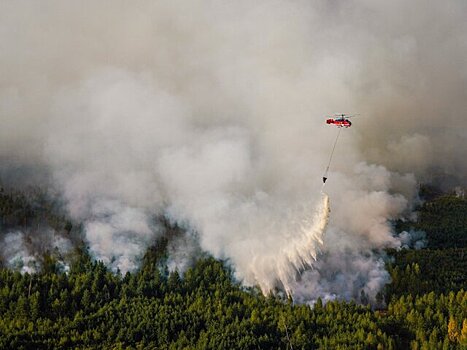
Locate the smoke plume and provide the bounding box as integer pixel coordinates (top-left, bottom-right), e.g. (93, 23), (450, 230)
(0, 229), (73, 274)
(1, 1), (466, 302)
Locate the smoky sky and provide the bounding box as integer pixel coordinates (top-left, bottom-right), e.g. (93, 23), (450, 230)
(1, 0), (466, 302)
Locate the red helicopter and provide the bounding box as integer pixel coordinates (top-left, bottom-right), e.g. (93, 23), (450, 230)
(326, 114), (355, 128)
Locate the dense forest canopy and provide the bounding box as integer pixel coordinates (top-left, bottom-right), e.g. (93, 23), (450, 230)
(0, 186), (466, 349)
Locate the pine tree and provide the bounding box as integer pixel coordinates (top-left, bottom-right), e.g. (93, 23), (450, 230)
(460, 319), (467, 346)
(447, 316), (459, 343)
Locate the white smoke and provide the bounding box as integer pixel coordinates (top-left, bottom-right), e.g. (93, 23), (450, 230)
(1, 232), (38, 274)
(166, 230), (201, 274)
(0, 230), (73, 274)
(83, 199), (163, 273)
(397, 230), (427, 250)
(1, 1), (466, 301)
(291, 251), (390, 304)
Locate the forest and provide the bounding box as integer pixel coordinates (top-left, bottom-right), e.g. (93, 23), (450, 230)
(0, 186), (466, 349)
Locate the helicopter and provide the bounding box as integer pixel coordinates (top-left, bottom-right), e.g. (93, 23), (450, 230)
(322, 113), (357, 183)
(325, 113), (356, 128)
